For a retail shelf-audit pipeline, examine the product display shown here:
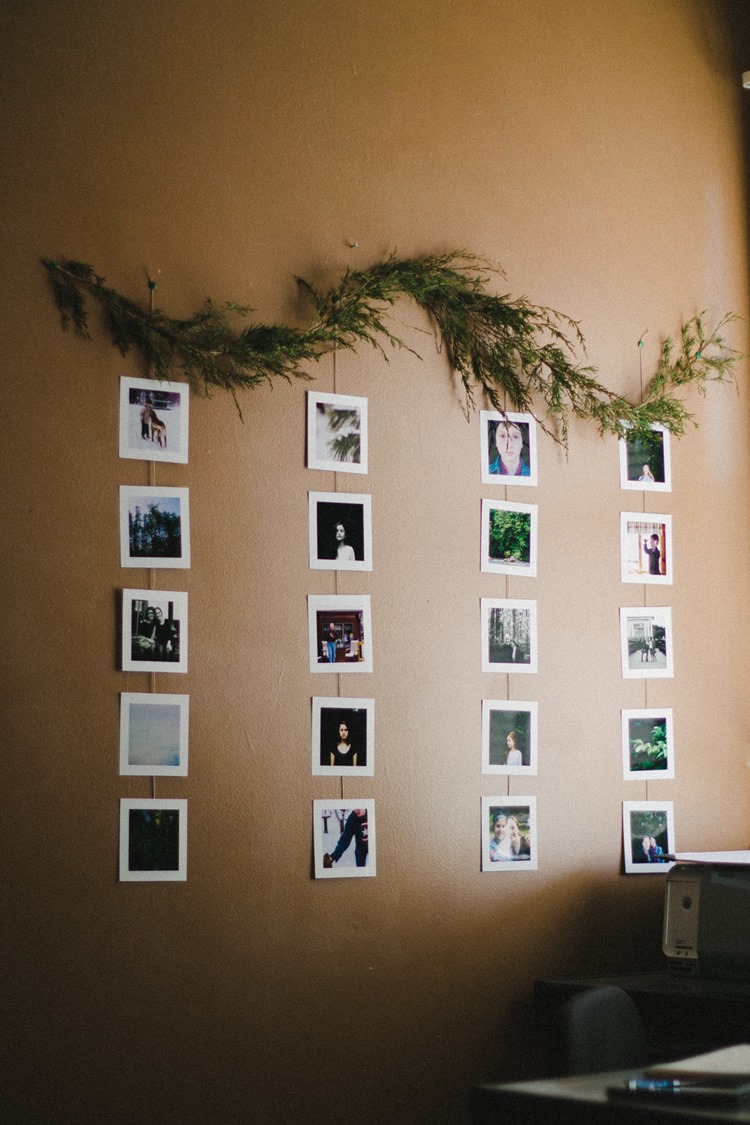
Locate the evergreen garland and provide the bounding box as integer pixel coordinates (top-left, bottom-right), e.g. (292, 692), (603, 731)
(42, 253), (741, 444)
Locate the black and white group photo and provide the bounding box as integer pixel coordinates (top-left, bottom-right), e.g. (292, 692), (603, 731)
(122, 589), (188, 674)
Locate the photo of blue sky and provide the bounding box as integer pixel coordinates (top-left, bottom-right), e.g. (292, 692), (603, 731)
(128, 702), (181, 767)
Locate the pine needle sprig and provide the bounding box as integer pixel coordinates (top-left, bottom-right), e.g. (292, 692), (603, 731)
(41, 255), (743, 446)
(42, 259), (324, 397)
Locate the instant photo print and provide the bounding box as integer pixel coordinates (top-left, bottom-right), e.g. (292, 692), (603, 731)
(119, 376), (189, 464)
(120, 692), (189, 776)
(623, 800), (674, 874)
(313, 799), (376, 878)
(312, 697), (374, 776)
(481, 498), (537, 577)
(620, 606), (673, 679)
(121, 589), (188, 674)
(308, 491), (372, 571)
(620, 512), (672, 585)
(482, 700), (538, 775)
(308, 594), (373, 673)
(481, 796), (538, 871)
(621, 707), (674, 780)
(480, 410), (537, 487)
(619, 423), (671, 492)
(119, 798), (187, 882)
(307, 391), (368, 474)
(481, 598), (537, 674)
(120, 485), (191, 569)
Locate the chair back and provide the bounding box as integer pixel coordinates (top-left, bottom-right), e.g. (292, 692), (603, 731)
(560, 985), (648, 1075)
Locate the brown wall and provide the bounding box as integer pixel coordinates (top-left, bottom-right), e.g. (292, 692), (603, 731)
(2, 2), (750, 1123)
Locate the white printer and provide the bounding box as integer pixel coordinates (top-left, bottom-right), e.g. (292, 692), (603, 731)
(663, 853), (750, 977)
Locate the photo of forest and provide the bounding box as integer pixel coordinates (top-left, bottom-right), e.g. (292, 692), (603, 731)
(128, 497), (182, 560)
(487, 507), (531, 566)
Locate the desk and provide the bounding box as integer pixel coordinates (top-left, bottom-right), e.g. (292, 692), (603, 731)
(534, 972), (750, 1061)
(472, 1070), (750, 1125)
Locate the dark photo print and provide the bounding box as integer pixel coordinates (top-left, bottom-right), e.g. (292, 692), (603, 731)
(119, 798), (187, 882)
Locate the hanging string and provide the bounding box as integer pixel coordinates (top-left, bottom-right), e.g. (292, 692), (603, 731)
(500, 390), (511, 800)
(636, 333), (651, 796)
(331, 335), (344, 803)
(147, 275), (158, 800)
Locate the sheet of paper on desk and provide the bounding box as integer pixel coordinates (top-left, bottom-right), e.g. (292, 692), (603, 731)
(674, 850), (750, 865)
(647, 1044), (750, 1080)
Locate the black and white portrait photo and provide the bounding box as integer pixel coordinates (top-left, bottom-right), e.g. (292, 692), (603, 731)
(308, 492), (372, 571)
(481, 598), (537, 674)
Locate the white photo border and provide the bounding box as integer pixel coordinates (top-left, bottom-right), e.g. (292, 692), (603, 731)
(481, 598), (538, 674)
(620, 511), (672, 585)
(622, 800), (674, 874)
(121, 588), (188, 674)
(621, 707), (674, 781)
(119, 797), (188, 882)
(118, 375), (189, 464)
(481, 795), (538, 872)
(313, 798), (376, 878)
(120, 485), (191, 569)
(307, 390), (368, 475)
(482, 699), (538, 776)
(312, 696), (375, 777)
(308, 594), (373, 674)
(480, 409), (538, 487)
(619, 422), (671, 492)
(308, 491), (373, 572)
(619, 605), (673, 679)
(119, 692), (189, 777)
(480, 498), (538, 577)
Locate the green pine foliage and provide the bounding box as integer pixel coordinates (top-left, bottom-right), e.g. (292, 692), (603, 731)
(488, 509), (531, 564)
(42, 254), (742, 445)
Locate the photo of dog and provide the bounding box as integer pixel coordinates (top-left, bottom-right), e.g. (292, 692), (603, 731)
(147, 406), (167, 448)
(119, 376), (189, 464)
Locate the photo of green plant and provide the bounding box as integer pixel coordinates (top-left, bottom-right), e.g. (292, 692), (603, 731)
(621, 708), (674, 780)
(481, 499), (537, 576)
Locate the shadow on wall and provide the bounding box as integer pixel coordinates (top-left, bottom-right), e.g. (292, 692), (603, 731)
(472, 868), (665, 1088)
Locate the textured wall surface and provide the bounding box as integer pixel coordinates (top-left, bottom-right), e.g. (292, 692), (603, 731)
(2, 2), (750, 1122)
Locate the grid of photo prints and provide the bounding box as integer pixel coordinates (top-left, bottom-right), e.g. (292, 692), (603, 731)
(480, 410), (539, 873)
(307, 391), (376, 879)
(618, 423), (675, 874)
(117, 376), (191, 882)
